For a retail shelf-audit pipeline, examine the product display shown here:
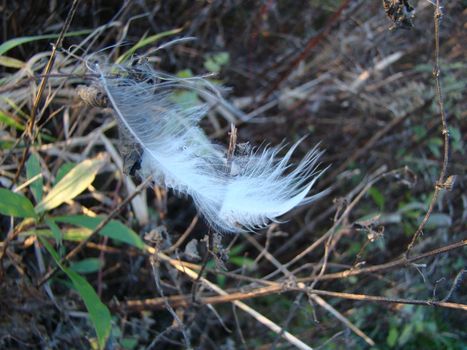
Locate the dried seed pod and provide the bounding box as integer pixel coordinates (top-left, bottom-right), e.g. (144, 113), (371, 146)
(383, 0), (415, 30)
(78, 84), (142, 175)
(77, 84), (108, 108)
(116, 122), (144, 176)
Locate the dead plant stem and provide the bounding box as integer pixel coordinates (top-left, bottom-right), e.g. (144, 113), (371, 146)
(12, 0), (81, 186)
(406, 0), (450, 255)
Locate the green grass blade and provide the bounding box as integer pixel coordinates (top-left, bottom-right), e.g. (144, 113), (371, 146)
(70, 258), (102, 274)
(54, 162), (77, 184)
(45, 218), (63, 245)
(53, 215), (145, 249)
(0, 30), (92, 56)
(0, 188), (37, 218)
(35, 158), (103, 213)
(26, 153), (43, 203)
(0, 110), (26, 131)
(0, 55), (25, 69)
(39, 237), (111, 349)
(0, 101), (55, 142)
(22, 228), (92, 242)
(116, 27), (183, 64)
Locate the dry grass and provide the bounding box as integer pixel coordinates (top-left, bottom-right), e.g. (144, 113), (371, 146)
(1, 1), (466, 349)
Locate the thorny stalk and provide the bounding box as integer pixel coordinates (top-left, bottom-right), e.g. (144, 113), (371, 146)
(405, 0), (451, 255)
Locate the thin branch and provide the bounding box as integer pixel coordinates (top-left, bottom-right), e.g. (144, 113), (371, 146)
(118, 238), (466, 313)
(305, 288), (467, 311)
(150, 254), (191, 348)
(301, 238), (466, 282)
(154, 248), (315, 350)
(309, 294), (375, 346)
(406, 0), (450, 255)
(278, 167), (395, 275)
(163, 215), (199, 254)
(442, 269), (466, 302)
(118, 283), (467, 312)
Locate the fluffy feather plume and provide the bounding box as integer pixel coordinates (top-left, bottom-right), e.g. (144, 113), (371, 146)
(93, 60), (325, 233)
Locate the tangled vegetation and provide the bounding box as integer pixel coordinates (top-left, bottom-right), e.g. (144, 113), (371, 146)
(0, 1), (465, 349)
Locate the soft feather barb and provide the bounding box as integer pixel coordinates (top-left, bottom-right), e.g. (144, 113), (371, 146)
(93, 61), (325, 233)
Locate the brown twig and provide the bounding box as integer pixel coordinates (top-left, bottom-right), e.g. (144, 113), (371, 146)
(405, 0), (450, 255)
(118, 283), (467, 312)
(12, 0), (81, 186)
(226, 123), (237, 163)
(281, 167), (394, 272)
(300, 238), (466, 282)
(163, 215), (199, 254)
(119, 237), (466, 315)
(155, 247), (314, 350)
(0, 222), (29, 279)
(309, 294), (375, 346)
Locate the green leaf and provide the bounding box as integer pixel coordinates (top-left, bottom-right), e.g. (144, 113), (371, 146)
(204, 59), (220, 73)
(428, 137), (443, 158)
(121, 337), (138, 350)
(1, 97), (28, 118)
(0, 188), (36, 218)
(387, 326), (398, 347)
(39, 237), (111, 349)
(216, 274), (226, 288)
(45, 218), (63, 245)
(0, 30), (92, 56)
(53, 215), (144, 249)
(368, 187), (385, 209)
(229, 256), (256, 270)
(26, 153), (43, 203)
(22, 228), (92, 242)
(229, 244), (245, 256)
(70, 258), (102, 274)
(173, 90), (200, 107)
(0, 102), (54, 142)
(0, 140), (15, 150)
(55, 162), (77, 184)
(116, 27), (183, 64)
(0, 55), (25, 69)
(204, 52), (230, 73)
(35, 158), (103, 213)
(450, 127), (464, 154)
(0, 110), (26, 131)
(398, 324), (413, 346)
(176, 69), (193, 78)
(213, 52), (229, 66)
(414, 63), (433, 73)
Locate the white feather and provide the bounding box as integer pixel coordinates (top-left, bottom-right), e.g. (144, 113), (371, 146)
(95, 62), (325, 232)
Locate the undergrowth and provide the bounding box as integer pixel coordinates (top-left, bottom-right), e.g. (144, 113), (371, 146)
(0, 1), (465, 349)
